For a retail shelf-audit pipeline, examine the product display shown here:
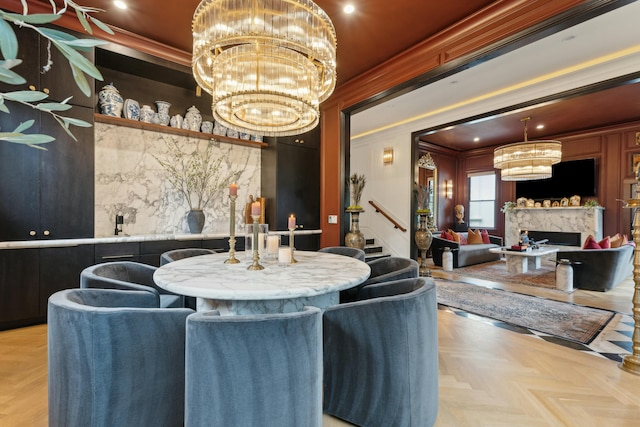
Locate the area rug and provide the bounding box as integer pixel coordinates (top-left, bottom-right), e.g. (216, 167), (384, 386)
(453, 258), (559, 290)
(435, 279), (614, 344)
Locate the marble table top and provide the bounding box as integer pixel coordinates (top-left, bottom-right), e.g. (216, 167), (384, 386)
(153, 251), (371, 301)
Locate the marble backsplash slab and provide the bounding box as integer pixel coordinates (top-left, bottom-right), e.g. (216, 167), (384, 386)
(95, 123), (261, 237)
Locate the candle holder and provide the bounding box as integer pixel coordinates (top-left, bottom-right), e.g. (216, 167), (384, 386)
(247, 215), (265, 270)
(289, 227), (298, 264)
(225, 194), (240, 264)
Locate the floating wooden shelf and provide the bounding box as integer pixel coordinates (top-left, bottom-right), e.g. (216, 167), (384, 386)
(94, 114), (268, 149)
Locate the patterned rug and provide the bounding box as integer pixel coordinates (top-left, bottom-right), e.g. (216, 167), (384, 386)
(453, 257), (559, 290)
(435, 279), (615, 344)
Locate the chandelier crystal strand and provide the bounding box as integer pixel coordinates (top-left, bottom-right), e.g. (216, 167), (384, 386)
(192, 0), (337, 137)
(493, 117), (562, 181)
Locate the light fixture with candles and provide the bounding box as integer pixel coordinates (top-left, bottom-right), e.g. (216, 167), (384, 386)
(192, 0), (337, 137)
(493, 117), (562, 181)
(383, 147), (394, 164)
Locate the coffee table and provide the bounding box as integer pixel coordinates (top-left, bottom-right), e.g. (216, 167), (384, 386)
(488, 247), (559, 274)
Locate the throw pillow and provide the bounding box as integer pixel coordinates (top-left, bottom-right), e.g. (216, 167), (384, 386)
(583, 234), (601, 250)
(467, 228), (484, 244)
(598, 236), (611, 249)
(480, 229), (491, 244)
(441, 230), (454, 241)
(610, 233), (624, 248)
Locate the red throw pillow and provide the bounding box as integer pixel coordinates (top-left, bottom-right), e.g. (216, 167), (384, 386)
(480, 229), (490, 244)
(598, 236), (611, 249)
(458, 234), (468, 245)
(440, 230), (454, 241)
(583, 235), (601, 250)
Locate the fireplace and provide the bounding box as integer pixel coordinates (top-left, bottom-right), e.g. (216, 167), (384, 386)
(527, 230), (581, 246)
(504, 207), (603, 247)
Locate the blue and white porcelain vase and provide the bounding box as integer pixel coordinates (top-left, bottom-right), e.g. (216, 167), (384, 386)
(185, 106), (202, 132)
(98, 83), (124, 117)
(139, 105), (154, 123)
(201, 121), (213, 133)
(170, 114), (183, 128)
(155, 100), (171, 126)
(123, 99), (140, 121)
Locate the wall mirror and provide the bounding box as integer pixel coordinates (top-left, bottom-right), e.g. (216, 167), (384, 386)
(417, 152), (437, 227)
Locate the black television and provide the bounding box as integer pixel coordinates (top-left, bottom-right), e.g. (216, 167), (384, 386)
(515, 158), (597, 200)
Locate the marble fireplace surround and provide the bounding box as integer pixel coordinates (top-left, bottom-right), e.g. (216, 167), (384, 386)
(504, 207), (604, 247)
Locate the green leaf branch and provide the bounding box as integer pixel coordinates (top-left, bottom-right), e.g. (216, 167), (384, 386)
(154, 142), (238, 211)
(0, 0), (113, 147)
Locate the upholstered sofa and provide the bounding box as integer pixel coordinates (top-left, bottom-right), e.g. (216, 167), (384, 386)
(431, 232), (503, 268)
(556, 244), (634, 291)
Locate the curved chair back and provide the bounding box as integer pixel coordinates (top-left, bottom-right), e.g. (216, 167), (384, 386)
(48, 288), (193, 427)
(80, 261), (184, 308)
(318, 246), (366, 262)
(341, 256), (419, 302)
(160, 248), (218, 266)
(323, 277), (439, 427)
(185, 307), (323, 427)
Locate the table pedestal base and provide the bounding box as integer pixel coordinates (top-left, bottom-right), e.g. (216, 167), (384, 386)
(505, 255), (542, 274)
(196, 292), (339, 315)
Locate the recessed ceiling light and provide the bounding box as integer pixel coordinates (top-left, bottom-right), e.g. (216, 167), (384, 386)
(344, 4), (355, 14)
(114, 1), (127, 9)
(536, 124), (545, 129)
(473, 137), (480, 142)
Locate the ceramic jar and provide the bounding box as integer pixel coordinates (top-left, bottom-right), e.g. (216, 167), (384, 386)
(98, 83), (124, 117)
(185, 106), (202, 131)
(170, 114), (183, 128)
(442, 247), (454, 272)
(201, 121), (213, 133)
(139, 105), (155, 123)
(555, 259), (573, 292)
(155, 101), (171, 126)
(123, 99), (140, 121)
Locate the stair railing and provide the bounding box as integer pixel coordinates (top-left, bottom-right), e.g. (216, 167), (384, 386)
(368, 200), (407, 232)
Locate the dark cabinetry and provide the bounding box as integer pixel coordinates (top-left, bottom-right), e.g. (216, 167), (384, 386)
(262, 128), (320, 232)
(0, 104), (95, 241)
(0, 245), (94, 330)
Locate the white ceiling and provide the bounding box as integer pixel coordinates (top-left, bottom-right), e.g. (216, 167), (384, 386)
(350, 1), (640, 141)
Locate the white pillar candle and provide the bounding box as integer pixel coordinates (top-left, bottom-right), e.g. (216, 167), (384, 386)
(258, 232), (266, 255)
(267, 235), (279, 255)
(278, 247), (291, 264)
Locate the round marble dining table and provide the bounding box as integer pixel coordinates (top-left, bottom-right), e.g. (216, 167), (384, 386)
(153, 250), (371, 315)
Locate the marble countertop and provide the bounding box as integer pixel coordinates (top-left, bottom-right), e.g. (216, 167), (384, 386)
(0, 229), (321, 250)
(154, 250), (371, 300)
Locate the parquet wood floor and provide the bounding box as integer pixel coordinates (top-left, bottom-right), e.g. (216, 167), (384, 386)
(2, 273), (640, 426)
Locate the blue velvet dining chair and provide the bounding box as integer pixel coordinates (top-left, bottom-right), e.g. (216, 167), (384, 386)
(80, 261), (184, 308)
(159, 248), (218, 266)
(318, 246), (366, 262)
(48, 288), (193, 427)
(340, 256), (419, 302)
(184, 307), (323, 427)
(323, 277), (439, 427)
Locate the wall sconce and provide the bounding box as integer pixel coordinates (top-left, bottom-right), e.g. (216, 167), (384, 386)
(445, 180), (453, 199)
(383, 147), (394, 165)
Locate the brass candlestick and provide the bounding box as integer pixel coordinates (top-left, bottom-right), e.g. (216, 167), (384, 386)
(247, 214), (264, 270)
(620, 169), (640, 375)
(225, 195), (240, 264)
(289, 227), (298, 264)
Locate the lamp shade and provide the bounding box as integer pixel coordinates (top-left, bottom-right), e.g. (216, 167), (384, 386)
(192, 0), (337, 137)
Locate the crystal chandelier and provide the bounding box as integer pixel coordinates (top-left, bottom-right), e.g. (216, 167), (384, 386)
(493, 117), (562, 181)
(192, 0), (337, 137)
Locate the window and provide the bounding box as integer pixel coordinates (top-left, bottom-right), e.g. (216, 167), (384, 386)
(468, 172), (496, 228)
